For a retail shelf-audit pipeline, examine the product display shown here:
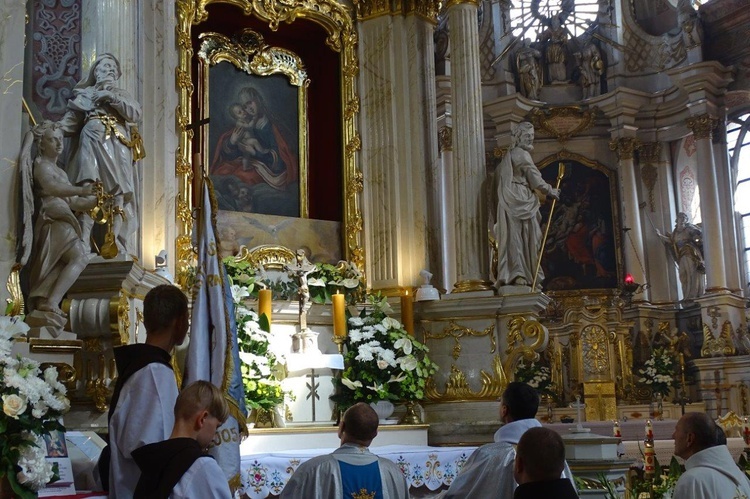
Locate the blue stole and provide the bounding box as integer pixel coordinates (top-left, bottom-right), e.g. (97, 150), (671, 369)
(338, 460), (383, 499)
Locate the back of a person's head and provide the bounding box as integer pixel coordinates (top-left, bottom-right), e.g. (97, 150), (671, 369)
(502, 381), (540, 420)
(342, 403), (379, 444)
(517, 427), (566, 481)
(684, 412), (720, 450)
(715, 425), (727, 446)
(143, 284), (188, 333)
(175, 380), (229, 424)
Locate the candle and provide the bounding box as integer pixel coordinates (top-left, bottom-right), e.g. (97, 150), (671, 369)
(401, 289), (414, 335)
(644, 443), (656, 475)
(332, 292), (347, 337)
(258, 288), (272, 323)
(613, 420), (621, 438)
(645, 419), (654, 442)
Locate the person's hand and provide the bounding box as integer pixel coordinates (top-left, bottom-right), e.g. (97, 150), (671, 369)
(548, 188), (560, 200)
(230, 127), (243, 144)
(80, 184), (96, 196)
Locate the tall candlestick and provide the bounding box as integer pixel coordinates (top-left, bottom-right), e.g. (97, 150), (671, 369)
(401, 289), (414, 335)
(258, 288), (272, 323)
(332, 292), (347, 337)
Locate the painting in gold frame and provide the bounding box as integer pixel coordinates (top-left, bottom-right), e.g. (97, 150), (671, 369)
(198, 29), (308, 218)
(538, 151), (622, 291)
(174, 0), (363, 285)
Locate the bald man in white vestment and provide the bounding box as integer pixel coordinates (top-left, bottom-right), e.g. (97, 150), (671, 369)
(106, 285), (189, 498)
(441, 382), (575, 498)
(280, 402), (410, 499)
(672, 412), (750, 499)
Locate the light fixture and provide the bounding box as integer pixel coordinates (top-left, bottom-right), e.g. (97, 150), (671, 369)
(154, 250), (174, 283)
(414, 269), (440, 302)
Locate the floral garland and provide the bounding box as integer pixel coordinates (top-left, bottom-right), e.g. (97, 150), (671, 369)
(0, 316), (69, 498)
(638, 348), (675, 397)
(224, 257), (363, 305)
(332, 295), (438, 409)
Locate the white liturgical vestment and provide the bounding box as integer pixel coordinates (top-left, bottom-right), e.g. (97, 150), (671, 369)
(171, 457), (233, 499)
(280, 443), (410, 499)
(673, 445), (750, 499)
(442, 419), (575, 499)
(109, 363), (178, 498)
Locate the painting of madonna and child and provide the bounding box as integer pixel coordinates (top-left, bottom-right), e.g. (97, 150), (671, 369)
(208, 64), (301, 217)
(538, 159), (619, 291)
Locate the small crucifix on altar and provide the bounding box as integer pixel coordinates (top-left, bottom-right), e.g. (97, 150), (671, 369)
(285, 249), (320, 354)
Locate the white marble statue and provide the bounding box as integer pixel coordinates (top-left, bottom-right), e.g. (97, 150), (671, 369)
(540, 15), (569, 83)
(489, 122), (559, 290)
(516, 38), (542, 100)
(657, 212), (705, 300)
(576, 40), (604, 99)
(58, 53), (144, 259)
(19, 121), (96, 318)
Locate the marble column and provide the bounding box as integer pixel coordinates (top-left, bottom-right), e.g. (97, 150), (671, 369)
(447, 0), (491, 292)
(609, 135), (648, 298)
(139, 0), (178, 274)
(686, 114), (727, 292)
(358, 6), (436, 292)
(0, 0), (27, 306)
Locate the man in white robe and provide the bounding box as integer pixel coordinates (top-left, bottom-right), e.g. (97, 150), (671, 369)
(280, 403), (409, 499)
(673, 412), (750, 498)
(441, 382), (574, 498)
(106, 285), (189, 498)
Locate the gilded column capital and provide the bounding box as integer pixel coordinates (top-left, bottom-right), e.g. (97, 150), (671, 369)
(438, 126), (452, 152)
(686, 114), (718, 140)
(353, 0), (390, 21)
(403, 0), (439, 23)
(445, 0), (480, 9)
(608, 137), (639, 161)
(637, 142), (662, 164)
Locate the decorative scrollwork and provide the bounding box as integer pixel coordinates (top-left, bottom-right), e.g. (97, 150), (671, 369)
(686, 114), (718, 140)
(530, 106), (597, 143)
(425, 322), (496, 360)
(609, 137), (639, 160)
(234, 244), (296, 271)
(425, 355), (508, 402)
(701, 321), (736, 357)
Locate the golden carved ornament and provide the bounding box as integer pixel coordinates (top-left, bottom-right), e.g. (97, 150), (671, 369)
(175, 0), (364, 287)
(438, 126), (452, 152)
(608, 137), (639, 161)
(424, 322), (496, 360)
(638, 142), (662, 164)
(5, 263), (24, 316)
(444, 0), (480, 9)
(580, 324), (610, 376)
(82, 338), (103, 352)
(505, 316), (546, 355)
(530, 106), (598, 143)
(116, 292), (131, 346)
(686, 114), (718, 140)
(716, 410), (743, 432)
(199, 30), (309, 87)
(234, 244), (296, 271)
(701, 321), (736, 357)
(425, 354), (509, 402)
(41, 362), (77, 391)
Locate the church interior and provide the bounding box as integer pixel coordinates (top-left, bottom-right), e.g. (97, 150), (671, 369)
(3, 0), (750, 496)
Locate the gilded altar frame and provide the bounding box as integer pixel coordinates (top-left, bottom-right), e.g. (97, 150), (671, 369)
(198, 29), (309, 218)
(175, 0), (363, 285)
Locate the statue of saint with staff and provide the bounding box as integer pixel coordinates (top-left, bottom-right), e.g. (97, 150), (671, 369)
(489, 122), (560, 290)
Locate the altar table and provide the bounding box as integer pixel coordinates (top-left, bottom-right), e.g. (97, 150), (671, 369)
(240, 444), (477, 498)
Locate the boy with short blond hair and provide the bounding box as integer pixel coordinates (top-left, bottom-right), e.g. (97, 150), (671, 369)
(132, 381), (233, 499)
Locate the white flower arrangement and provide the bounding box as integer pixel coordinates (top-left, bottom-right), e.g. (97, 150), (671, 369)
(638, 348), (675, 397)
(514, 361), (554, 396)
(332, 295), (438, 407)
(0, 316), (68, 496)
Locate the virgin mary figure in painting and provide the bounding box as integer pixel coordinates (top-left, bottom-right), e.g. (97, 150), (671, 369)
(210, 86), (299, 216)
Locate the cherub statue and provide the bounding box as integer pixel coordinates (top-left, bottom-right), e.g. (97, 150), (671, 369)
(18, 121), (96, 321)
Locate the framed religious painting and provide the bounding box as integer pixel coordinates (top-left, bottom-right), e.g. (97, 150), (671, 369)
(198, 29), (308, 219)
(537, 152), (622, 291)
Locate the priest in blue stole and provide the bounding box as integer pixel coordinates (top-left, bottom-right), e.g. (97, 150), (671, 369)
(280, 403), (410, 499)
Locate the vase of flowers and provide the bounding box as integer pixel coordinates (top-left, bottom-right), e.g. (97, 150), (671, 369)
(638, 348), (675, 399)
(0, 316), (69, 498)
(514, 360), (555, 399)
(331, 295), (438, 416)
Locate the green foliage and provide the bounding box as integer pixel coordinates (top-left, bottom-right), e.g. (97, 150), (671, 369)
(637, 347), (676, 397)
(331, 294), (438, 410)
(513, 360), (554, 398)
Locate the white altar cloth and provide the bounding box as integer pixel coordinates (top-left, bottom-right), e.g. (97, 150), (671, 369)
(240, 444), (477, 498)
